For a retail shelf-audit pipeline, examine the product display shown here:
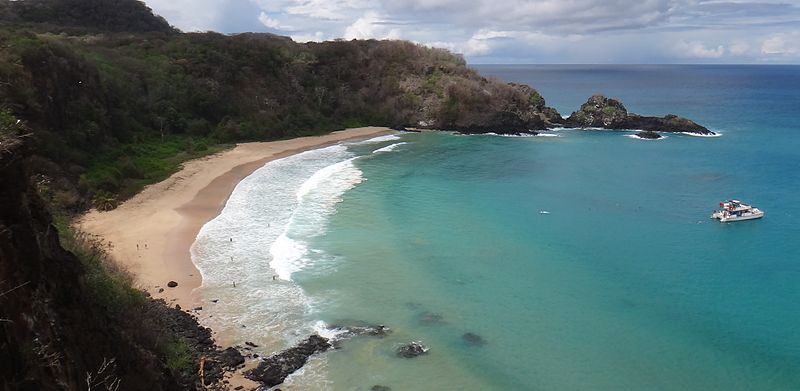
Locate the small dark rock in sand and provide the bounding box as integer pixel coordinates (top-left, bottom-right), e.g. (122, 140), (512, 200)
(158, 288), (164, 293)
(211, 299), (219, 303)
(167, 280), (178, 288)
(371, 386), (392, 391)
(245, 341), (259, 348)
(193, 306), (202, 311)
(234, 386), (244, 391)
(462, 332), (487, 346)
(174, 304), (181, 310)
(219, 347), (245, 368)
(396, 341), (429, 358)
(245, 334), (332, 388)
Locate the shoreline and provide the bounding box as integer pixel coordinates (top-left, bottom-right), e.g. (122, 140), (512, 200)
(77, 127), (394, 310)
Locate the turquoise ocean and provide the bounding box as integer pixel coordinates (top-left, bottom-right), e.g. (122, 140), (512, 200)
(192, 65), (800, 390)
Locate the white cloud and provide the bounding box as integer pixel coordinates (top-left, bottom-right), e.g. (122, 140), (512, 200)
(142, 0), (800, 63)
(291, 31), (329, 42)
(761, 33), (800, 56)
(675, 41), (725, 58)
(258, 12), (290, 30)
(343, 12), (401, 40)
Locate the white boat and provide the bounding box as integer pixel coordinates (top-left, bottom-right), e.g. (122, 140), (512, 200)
(711, 200), (764, 222)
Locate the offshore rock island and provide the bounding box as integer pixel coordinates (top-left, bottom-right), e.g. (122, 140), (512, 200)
(563, 95), (714, 135)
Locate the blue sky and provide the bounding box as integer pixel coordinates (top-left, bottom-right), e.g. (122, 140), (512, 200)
(143, 0), (800, 64)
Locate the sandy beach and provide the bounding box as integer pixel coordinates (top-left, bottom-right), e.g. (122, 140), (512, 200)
(77, 127), (393, 309)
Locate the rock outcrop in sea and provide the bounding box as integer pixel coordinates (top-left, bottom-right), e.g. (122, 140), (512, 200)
(244, 334), (332, 388)
(396, 341), (430, 358)
(635, 130), (663, 139)
(566, 95), (714, 135)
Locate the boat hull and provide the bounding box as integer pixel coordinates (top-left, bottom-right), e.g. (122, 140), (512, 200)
(713, 211), (764, 222)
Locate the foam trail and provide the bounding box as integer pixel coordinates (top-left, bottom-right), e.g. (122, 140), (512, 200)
(354, 134), (401, 144)
(373, 142), (408, 153)
(681, 131), (722, 138)
(626, 134), (668, 141)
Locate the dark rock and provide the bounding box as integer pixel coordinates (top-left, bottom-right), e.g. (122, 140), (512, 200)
(167, 280), (178, 288)
(566, 95), (713, 135)
(635, 131), (662, 139)
(244, 334), (332, 388)
(371, 386), (392, 391)
(396, 341), (429, 358)
(235, 386), (244, 390)
(418, 311), (446, 326)
(174, 304), (181, 310)
(193, 306), (203, 311)
(462, 332), (487, 346)
(158, 288), (164, 293)
(327, 321), (392, 345)
(624, 114), (711, 134)
(211, 299), (219, 303)
(566, 94), (627, 128)
(219, 347), (244, 368)
(245, 341), (259, 348)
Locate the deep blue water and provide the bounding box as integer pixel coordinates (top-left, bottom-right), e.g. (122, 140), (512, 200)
(197, 65), (800, 390)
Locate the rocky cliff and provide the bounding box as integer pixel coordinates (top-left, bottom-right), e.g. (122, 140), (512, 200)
(0, 138), (184, 389)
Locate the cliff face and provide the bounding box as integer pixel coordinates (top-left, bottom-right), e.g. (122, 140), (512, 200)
(0, 143), (179, 390)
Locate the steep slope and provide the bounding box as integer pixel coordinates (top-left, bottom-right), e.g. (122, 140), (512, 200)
(0, 138), (178, 389)
(0, 0), (176, 34)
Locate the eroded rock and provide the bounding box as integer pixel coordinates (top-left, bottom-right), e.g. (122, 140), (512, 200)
(396, 341), (429, 358)
(244, 334), (332, 388)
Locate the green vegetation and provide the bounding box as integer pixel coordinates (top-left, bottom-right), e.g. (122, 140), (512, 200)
(0, 109), (27, 152)
(164, 339), (193, 373)
(602, 106), (619, 116)
(51, 211), (144, 314)
(528, 91), (545, 108)
(0, 0), (553, 211)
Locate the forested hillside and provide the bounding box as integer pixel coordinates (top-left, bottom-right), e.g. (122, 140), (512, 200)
(0, 0), (560, 211)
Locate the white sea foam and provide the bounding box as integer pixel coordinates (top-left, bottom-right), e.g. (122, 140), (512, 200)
(535, 133), (561, 137)
(626, 134), (668, 141)
(354, 134), (401, 143)
(372, 142), (408, 153)
(477, 132), (537, 138)
(190, 143), (360, 357)
(680, 131), (722, 138)
(270, 157), (363, 281)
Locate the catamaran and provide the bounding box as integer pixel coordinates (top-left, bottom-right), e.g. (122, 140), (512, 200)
(711, 200), (764, 222)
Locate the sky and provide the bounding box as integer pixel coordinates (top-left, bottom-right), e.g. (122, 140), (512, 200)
(142, 0), (800, 64)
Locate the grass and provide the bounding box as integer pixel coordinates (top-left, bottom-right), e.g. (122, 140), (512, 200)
(51, 212), (144, 314)
(164, 338), (193, 372)
(83, 134), (229, 201)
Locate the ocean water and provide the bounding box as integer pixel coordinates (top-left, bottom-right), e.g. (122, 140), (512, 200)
(192, 65), (800, 390)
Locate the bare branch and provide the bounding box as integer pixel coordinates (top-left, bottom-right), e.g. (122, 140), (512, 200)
(0, 281), (31, 298)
